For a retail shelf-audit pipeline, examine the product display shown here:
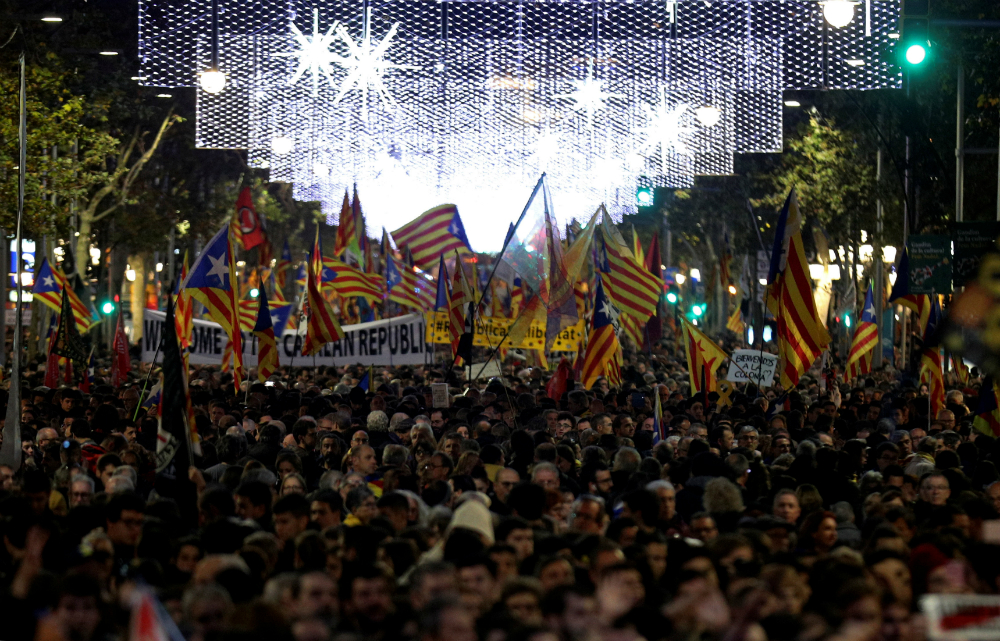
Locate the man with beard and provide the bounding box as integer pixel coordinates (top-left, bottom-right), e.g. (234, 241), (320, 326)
(338, 565), (397, 639)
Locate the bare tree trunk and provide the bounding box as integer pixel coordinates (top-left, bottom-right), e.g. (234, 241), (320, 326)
(74, 111), (179, 265)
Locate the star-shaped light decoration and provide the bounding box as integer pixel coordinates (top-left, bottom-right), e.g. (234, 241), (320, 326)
(639, 88), (695, 171)
(206, 253), (229, 285)
(553, 59), (624, 129)
(273, 9), (340, 97)
(330, 9), (416, 117)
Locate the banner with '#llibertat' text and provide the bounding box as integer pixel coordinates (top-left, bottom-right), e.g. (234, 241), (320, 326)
(142, 310), (430, 367)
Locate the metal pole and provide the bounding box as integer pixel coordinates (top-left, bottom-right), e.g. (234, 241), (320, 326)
(902, 73), (911, 372)
(956, 64), (965, 222)
(996, 117), (1000, 221)
(873, 147), (883, 369)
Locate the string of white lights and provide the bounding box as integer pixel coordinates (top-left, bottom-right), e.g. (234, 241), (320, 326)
(140, 0), (901, 251)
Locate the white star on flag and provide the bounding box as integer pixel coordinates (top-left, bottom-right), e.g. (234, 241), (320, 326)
(42, 275), (54, 287)
(206, 253), (229, 285)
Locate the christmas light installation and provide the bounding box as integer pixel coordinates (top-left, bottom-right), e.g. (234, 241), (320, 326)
(139, 0), (902, 251)
(329, 9), (416, 114)
(272, 8), (341, 96)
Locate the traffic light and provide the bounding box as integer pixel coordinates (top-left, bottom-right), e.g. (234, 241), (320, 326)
(101, 299), (116, 315)
(666, 291), (678, 304)
(900, 0), (930, 67)
(843, 312), (852, 328)
(636, 185), (654, 207)
(250, 288), (260, 298)
(691, 303), (706, 317)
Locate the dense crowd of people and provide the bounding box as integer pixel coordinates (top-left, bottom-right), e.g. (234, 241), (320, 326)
(2, 339), (1000, 641)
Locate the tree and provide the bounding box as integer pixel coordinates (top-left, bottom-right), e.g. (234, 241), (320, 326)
(72, 110), (182, 269)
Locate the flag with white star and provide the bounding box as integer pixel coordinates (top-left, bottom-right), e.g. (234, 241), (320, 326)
(183, 223), (243, 389)
(581, 276), (622, 390)
(846, 284), (878, 379)
(32, 258), (92, 334)
(253, 288), (279, 381)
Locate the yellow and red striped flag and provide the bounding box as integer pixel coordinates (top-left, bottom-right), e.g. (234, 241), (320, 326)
(846, 284), (878, 379)
(253, 288), (279, 381)
(334, 190), (360, 260)
(325, 257), (382, 303)
(448, 252), (474, 357)
(681, 318), (729, 396)
(599, 214), (662, 324)
(183, 224), (243, 390)
(220, 337), (233, 374)
(888, 248), (932, 335)
(303, 227), (345, 355)
(32, 259), (93, 334)
(386, 253), (435, 309)
(632, 225), (645, 267)
(174, 252), (193, 349)
(765, 189), (830, 388)
(391, 204), (472, 269)
(581, 277), (622, 389)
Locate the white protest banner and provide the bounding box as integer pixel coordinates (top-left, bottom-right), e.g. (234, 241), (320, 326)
(726, 349), (779, 387)
(142, 310), (429, 367)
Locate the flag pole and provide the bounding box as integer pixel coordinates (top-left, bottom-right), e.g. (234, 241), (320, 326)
(475, 174), (545, 312)
(0, 48), (26, 470)
(135, 343), (161, 421)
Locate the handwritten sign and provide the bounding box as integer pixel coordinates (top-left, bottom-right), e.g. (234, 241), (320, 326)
(726, 349), (778, 386)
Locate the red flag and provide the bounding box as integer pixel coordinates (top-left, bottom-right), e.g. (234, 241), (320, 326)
(45, 350), (59, 388)
(232, 187), (265, 250)
(547, 358), (572, 401)
(111, 314), (131, 387)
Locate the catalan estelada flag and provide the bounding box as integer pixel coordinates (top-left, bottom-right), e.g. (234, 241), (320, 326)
(599, 215), (662, 324)
(581, 276), (621, 389)
(846, 284), (878, 379)
(326, 258), (382, 303)
(889, 247), (932, 336)
(303, 226), (344, 355)
(32, 258), (92, 334)
(391, 204), (472, 269)
(974, 376), (1000, 437)
(386, 252), (434, 309)
(253, 288), (278, 381)
(919, 297), (945, 418)
(766, 189), (830, 388)
(681, 318), (728, 396)
(183, 223), (243, 389)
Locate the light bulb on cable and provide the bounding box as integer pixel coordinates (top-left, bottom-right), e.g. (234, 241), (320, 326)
(695, 105), (721, 127)
(821, 1), (857, 29)
(200, 68), (227, 94)
(271, 136), (294, 155)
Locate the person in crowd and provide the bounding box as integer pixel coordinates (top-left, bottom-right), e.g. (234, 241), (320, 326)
(4, 341), (1000, 641)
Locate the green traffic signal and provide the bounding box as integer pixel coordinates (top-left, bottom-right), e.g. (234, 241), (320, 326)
(844, 313), (852, 328)
(101, 301), (115, 314)
(636, 186), (654, 207)
(666, 292), (678, 304)
(904, 43), (927, 65)
(692, 303), (705, 317)
(250, 288), (260, 298)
